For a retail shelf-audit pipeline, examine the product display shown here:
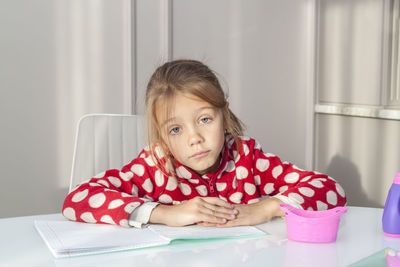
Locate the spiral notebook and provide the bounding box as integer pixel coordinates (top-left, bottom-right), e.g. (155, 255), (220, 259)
(34, 220), (266, 258)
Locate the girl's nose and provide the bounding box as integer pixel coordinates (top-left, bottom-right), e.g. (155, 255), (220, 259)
(188, 130), (204, 146)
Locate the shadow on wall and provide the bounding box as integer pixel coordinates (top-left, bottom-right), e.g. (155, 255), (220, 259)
(325, 155), (381, 208)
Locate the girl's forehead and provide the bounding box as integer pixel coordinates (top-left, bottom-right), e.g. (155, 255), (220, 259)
(155, 93), (216, 123)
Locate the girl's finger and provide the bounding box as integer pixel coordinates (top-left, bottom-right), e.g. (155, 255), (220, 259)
(202, 202), (237, 219)
(199, 213), (228, 225)
(202, 197), (234, 209)
(197, 222), (217, 227)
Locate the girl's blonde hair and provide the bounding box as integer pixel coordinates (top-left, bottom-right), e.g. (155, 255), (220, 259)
(145, 59), (244, 175)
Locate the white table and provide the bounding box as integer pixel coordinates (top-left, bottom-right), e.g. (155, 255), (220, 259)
(0, 206), (398, 267)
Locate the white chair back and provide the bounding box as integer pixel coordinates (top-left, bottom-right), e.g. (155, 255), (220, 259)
(69, 114), (146, 192)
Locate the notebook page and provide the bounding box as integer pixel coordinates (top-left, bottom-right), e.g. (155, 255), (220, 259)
(148, 224), (266, 240)
(35, 220), (169, 257)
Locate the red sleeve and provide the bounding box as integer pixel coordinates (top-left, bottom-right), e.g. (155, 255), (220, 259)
(62, 150), (164, 227)
(249, 138), (347, 210)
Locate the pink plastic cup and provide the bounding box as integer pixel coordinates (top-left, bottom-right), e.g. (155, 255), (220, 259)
(280, 204), (347, 243)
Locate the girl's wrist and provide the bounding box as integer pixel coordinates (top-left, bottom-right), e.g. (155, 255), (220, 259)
(149, 204), (170, 224)
(262, 197), (285, 218)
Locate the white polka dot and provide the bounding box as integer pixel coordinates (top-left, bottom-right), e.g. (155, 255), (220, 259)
(97, 180), (109, 187)
(189, 178), (199, 184)
(264, 183), (274, 194)
(119, 219), (129, 227)
(327, 191), (338, 205)
(317, 200), (328, 210)
(155, 146), (165, 158)
(142, 178), (154, 193)
(120, 171), (133, 181)
(100, 215), (115, 224)
(219, 196), (228, 202)
(176, 166), (192, 179)
(108, 199), (124, 209)
(124, 202), (141, 213)
(232, 178), (238, 189)
(180, 183), (192, 195)
(122, 192), (132, 197)
(336, 183), (345, 197)
(139, 153), (146, 158)
(216, 182), (227, 191)
(309, 180), (324, 188)
(81, 212), (97, 223)
(256, 159), (270, 172)
(229, 192), (243, 204)
(63, 207), (76, 220)
(245, 183), (256, 195)
(243, 144), (250, 156)
(159, 194), (173, 204)
(233, 151), (240, 163)
(293, 165), (304, 171)
(89, 193), (106, 208)
(89, 183), (101, 187)
(108, 176), (121, 187)
(94, 171), (105, 178)
(279, 185), (288, 193)
(264, 153), (275, 157)
(254, 141), (261, 150)
(240, 136), (250, 141)
(272, 166), (283, 178)
(300, 175), (312, 182)
(72, 189), (88, 202)
(307, 207), (314, 211)
(225, 160), (235, 172)
(298, 187), (315, 197)
(196, 185), (208, 196)
(131, 164), (145, 176)
(254, 175), (261, 185)
(155, 170), (164, 187)
(316, 178), (328, 182)
(288, 193), (304, 204)
(166, 177), (178, 191)
(284, 172), (300, 183)
(131, 184), (138, 196)
(236, 166), (248, 179)
(144, 157), (156, 167)
(248, 198), (260, 204)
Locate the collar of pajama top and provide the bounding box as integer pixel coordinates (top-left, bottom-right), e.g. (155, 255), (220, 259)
(170, 135), (233, 196)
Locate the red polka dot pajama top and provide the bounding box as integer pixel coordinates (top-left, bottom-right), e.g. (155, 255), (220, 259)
(62, 135), (347, 227)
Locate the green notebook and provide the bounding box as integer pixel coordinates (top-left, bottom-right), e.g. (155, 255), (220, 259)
(349, 249), (387, 267)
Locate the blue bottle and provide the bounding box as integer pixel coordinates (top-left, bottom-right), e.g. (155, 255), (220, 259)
(383, 172), (400, 237)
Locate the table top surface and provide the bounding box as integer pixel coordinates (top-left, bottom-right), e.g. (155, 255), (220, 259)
(0, 206), (398, 267)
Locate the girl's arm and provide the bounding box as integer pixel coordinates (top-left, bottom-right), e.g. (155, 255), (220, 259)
(62, 150), (163, 228)
(212, 137), (347, 227)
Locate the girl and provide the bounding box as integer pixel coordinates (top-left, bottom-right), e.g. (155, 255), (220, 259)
(62, 59), (347, 228)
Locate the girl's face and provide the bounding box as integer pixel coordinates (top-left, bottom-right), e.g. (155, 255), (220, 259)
(157, 92), (225, 176)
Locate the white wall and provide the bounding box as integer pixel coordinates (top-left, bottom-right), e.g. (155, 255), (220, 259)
(0, 0), (316, 218)
(315, 0), (400, 207)
(0, 0), (131, 217)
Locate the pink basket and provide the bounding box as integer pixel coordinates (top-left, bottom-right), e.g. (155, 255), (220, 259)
(280, 204), (347, 243)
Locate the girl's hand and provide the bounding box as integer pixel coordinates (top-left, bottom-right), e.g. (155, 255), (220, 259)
(149, 197), (238, 227)
(198, 198), (284, 227)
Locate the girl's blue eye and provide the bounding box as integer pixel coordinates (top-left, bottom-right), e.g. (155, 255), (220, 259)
(200, 117), (211, 124)
(169, 127), (181, 135)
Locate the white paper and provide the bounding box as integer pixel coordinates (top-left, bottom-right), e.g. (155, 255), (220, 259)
(35, 220), (266, 258)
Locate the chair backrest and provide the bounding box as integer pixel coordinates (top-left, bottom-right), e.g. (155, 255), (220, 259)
(69, 114), (146, 192)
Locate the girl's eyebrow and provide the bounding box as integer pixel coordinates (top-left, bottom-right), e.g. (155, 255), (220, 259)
(160, 106), (215, 128)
